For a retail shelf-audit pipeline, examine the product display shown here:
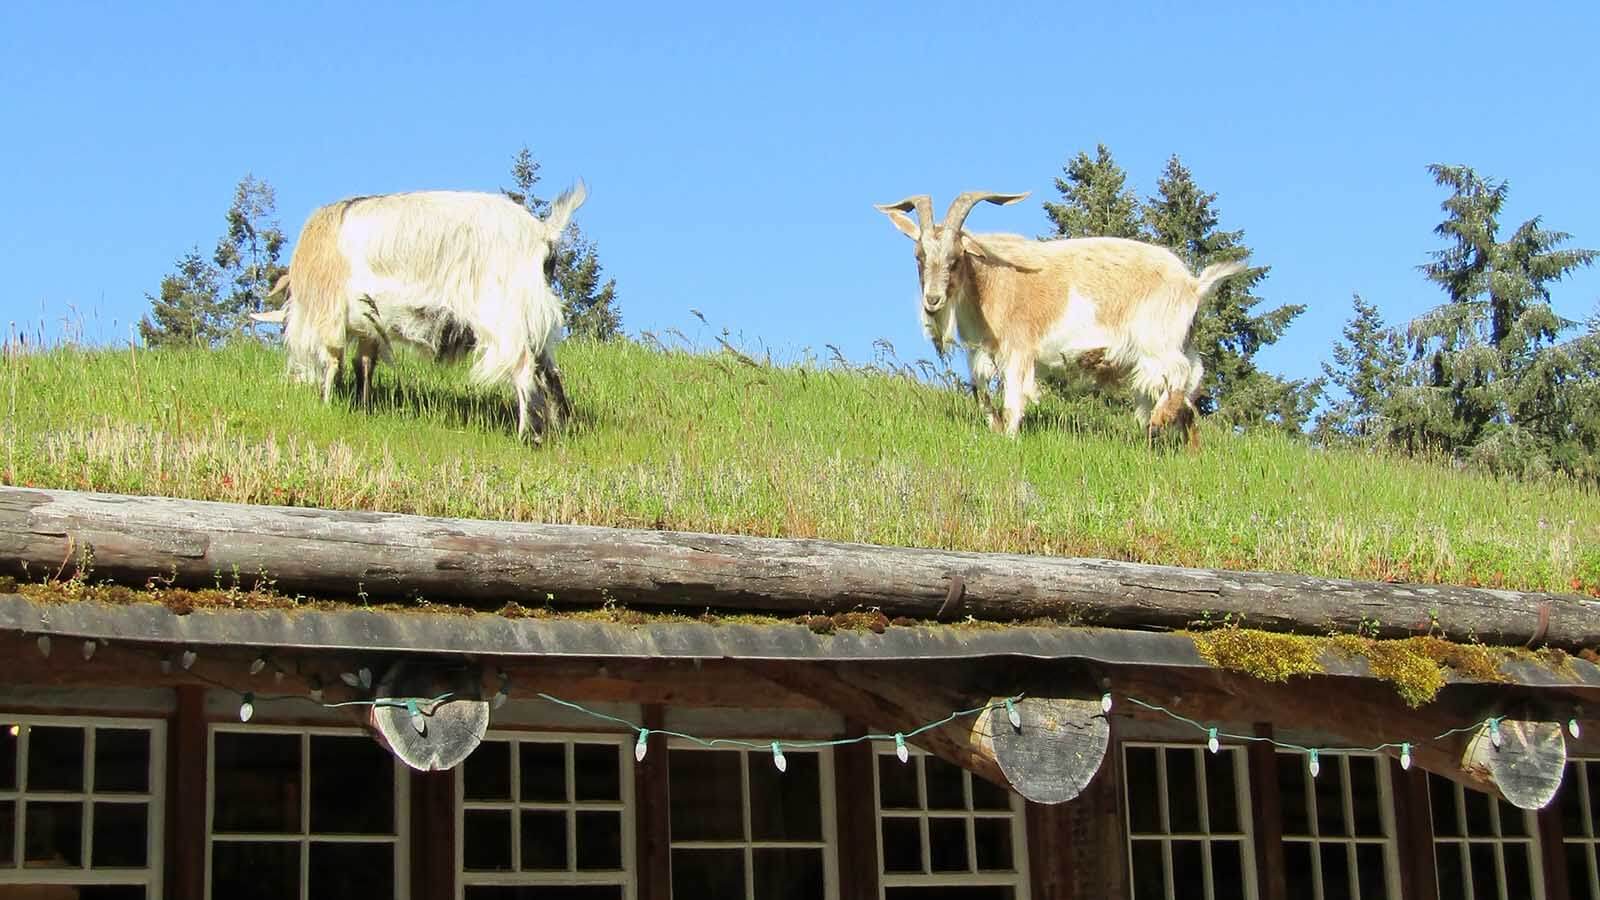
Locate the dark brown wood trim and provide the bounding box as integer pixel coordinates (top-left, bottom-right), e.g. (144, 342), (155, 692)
(833, 720), (881, 900)
(1026, 800), (1074, 899)
(169, 685), (207, 900)
(634, 704), (671, 900)
(410, 769), (456, 900)
(1391, 763), (1438, 900)
(1539, 794), (1572, 900)
(1246, 723), (1286, 900)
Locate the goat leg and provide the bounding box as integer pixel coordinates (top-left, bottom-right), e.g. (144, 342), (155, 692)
(539, 352), (573, 428)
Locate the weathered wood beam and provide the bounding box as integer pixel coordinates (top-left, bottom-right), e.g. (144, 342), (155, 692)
(3, 486), (1595, 648)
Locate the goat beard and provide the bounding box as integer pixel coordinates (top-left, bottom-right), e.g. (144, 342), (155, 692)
(921, 306), (956, 359)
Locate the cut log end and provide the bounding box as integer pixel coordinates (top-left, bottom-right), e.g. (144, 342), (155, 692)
(1461, 716), (1567, 810)
(975, 697), (1109, 805)
(367, 661), (490, 772)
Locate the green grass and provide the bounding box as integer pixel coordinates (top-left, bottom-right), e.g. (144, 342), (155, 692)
(4, 337), (1597, 595)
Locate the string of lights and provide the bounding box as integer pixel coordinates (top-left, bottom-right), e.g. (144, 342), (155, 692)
(21, 632), (1585, 779)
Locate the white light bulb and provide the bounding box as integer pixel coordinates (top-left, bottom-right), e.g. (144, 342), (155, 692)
(7, 724), (18, 737)
(1309, 750), (1321, 778)
(359, 668), (372, 690)
(340, 672), (361, 688)
(408, 700), (426, 735)
(1101, 692), (1113, 714)
(180, 650), (197, 670)
(249, 657), (266, 676)
(492, 688), (508, 710)
(1571, 719), (1582, 740)
(82, 640), (96, 661)
(1207, 728), (1220, 754)
(771, 741), (787, 773)
(1490, 719), (1503, 749)
(239, 694), (255, 723)
(635, 730), (649, 762)
(159, 657), (172, 675)
(1005, 699), (1022, 731)
(1400, 743), (1412, 771)
(895, 733), (909, 763)
(36, 635), (51, 658)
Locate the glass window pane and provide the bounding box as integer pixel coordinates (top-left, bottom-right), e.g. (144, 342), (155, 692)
(0, 800), (12, 865)
(668, 750), (743, 841)
(923, 755), (966, 810)
(1356, 843), (1391, 900)
(1211, 840), (1247, 900)
(1497, 800), (1528, 837)
(885, 888), (1016, 900)
(971, 774), (1013, 811)
(520, 742), (567, 803)
(1130, 839), (1167, 900)
(749, 750), (820, 841)
(311, 735), (394, 834)
(0, 724), (15, 791)
(24, 800), (82, 866)
(573, 743), (620, 802)
(463, 740), (511, 802)
(879, 754), (920, 809)
(672, 848), (744, 899)
(1564, 843), (1594, 900)
(881, 816), (922, 873)
(576, 810), (622, 871)
(928, 817), (968, 872)
(213, 731), (300, 833)
(212, 840), (299, 900)
(1429, 775), (1461, 838)
(93, 801), (148, 867)
(27, 726), (84, 792)
(521, 809), (568, 870)
(1561, 762), (1589, 837)
(61, 887), (146, 900)
(1285, 842), (1315, 898)
(753, 847), (825, 900)
(94, 729), (150, 793)
(1347, 755), (1383, 837)
(1126, 747), (1162, 834)
(1467, 842), (1498, 898)
(466, 889), (623, 900)
(462, 808), (513, 871)
(1279, 753), (1310, 836)
(1170, 839), (1205, 900)
(1166, 749), (1201, 834)
(1463, 789), (1492, 837)
(310, 841), (393, 900)
(1435, 842), (1466, 900)
(974, 816), (1013, 871)
(1319, 842), (1352, 900)
(1205, 750), (1240, 833)
(1504, 841), (1534, 898)
(1316, 756), (1348, 838)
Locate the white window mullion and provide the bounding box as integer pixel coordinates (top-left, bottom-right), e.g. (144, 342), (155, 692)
(300, 732), (311, 900)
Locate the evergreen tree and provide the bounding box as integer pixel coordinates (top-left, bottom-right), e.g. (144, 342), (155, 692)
(1316, 293), (1406, 441)
(503, 146), (622, 341)
(1391, 164), (1596, 475)
(1142, 156), (1318, 430)
(1042, 144), (1144, 239)
(212, 174), (287, 330)
(138, 247), (224, 346)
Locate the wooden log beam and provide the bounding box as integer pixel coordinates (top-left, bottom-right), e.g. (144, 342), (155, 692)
(4, 486), (1596, 648)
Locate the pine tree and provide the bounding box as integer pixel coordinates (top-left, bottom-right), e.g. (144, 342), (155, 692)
(1042, 144), (1144, 239)
(213, 174), (287, 331)
(503, 146), (622, 341)
(1316, 293), (1406, 441)
(1392, 164), (1597, 475)
(1142, 156), (1318, 430)
(138, 248), (224, 347)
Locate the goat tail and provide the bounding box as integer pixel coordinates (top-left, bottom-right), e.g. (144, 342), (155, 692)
(1194, 259), (1248, 299)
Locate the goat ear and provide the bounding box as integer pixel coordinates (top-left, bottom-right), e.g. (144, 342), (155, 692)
(545, 180), (588, 235)
(961, 234), (1041, 272)
(877, 208), (921, 240)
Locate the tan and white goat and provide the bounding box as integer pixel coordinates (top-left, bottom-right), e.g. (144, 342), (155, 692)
(876, 191), (1245, 446)
(255, 186), (583, 442)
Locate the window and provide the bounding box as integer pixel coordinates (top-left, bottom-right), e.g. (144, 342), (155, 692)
(208, 726), (407, 900)
(1558, 759), (1600, 900)
(1123, 743), (1254, 900)
(669, 743), (836, 900)
(1428, 772), (1541, 900)
(0, 715), (165, 899)
(1275, 750), (1399, 900)
(873, 742), (1027, 900)
(457, 734), (633, 900)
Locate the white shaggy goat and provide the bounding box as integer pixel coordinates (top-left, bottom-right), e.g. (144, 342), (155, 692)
(255, 186), (584, 442)
(876, 190), (1246, 447)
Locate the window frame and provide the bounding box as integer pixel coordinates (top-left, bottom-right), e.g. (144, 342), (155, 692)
(666, 737), (840, 900)
(1427, 771), (1545, 900)
(869, 740), (1031, 899)
(1563, 757), (1600, 900)
(1273, 748), (1402, 900)
(205, 723), (410, 900)
(1121, 740), (1258, 900)
(454, 730), (637, 900)
(0, 713), (167, 896)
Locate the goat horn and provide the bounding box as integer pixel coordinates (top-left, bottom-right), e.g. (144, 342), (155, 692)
(941, 191), (1031, 242)
(874, 195), (935, 234)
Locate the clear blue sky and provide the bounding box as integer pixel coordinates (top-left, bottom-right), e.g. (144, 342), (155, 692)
(3, 1), (1596, 388)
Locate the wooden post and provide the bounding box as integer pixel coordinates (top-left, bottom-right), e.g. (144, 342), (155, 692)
(169, 685), (207, 900)
(634, 704), (672, 900)
(1026, 801), (1075, 899)
(1246, 723), (1286, 900)
(409, 770), (456, 900)
(833, 720), (881, 900)
(1390, 763), (1438, 900)
(1539, 798), (1572, 900)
